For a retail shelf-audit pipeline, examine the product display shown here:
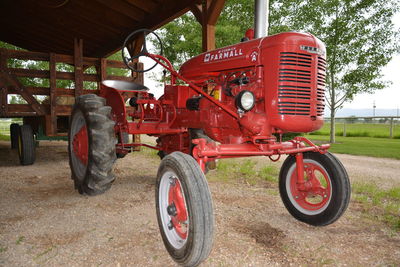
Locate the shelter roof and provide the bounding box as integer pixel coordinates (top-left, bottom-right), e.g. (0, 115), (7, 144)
(0, 0), (198, 57)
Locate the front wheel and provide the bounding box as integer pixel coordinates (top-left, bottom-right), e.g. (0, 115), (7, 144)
(279, 152), (350, 226)
(156, 152), (214, 267)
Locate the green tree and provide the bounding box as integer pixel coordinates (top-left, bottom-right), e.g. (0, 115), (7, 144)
(272, 0), (400, 142)
(153, 0), (400, 143)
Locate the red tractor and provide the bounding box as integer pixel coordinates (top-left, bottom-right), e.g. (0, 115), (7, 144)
(68, 28), (350, 266)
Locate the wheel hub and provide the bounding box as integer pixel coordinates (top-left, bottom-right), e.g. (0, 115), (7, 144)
(72, 125), (88, 165)
(291, 162), (331, 211)
(168, 177), (188, 239)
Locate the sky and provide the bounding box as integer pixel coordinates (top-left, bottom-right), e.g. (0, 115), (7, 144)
(143, 11), (400, 111)
(341, 12), (400, 110)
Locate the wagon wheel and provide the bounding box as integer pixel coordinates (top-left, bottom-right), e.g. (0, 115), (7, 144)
(156, 152), (214, 266)
(279, 151), (351, 226)
(68, 94), (117, 196)
(17, 124), (35, 165)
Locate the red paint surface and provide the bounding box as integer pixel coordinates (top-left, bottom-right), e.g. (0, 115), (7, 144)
(72, 125), (88, 165)
(168, 178), (188, 239)
(100, 31), (328, 168)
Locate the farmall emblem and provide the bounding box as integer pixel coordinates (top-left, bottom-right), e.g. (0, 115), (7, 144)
(250, 51), (258, 62)
(204, 47), (244, 62)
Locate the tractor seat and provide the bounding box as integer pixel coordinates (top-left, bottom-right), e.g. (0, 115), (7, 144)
(102, 80), (149, 91)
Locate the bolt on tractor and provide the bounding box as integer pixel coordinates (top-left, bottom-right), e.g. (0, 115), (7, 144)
(68, 27), (351, 266)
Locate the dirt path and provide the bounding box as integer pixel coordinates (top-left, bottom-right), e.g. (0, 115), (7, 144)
(0, 140), (399, 266)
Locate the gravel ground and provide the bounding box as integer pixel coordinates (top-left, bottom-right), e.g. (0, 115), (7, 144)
(0, 140), (399, 266)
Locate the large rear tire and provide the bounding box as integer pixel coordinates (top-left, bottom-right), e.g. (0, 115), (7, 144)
(156, 152), (214, 267)
(17, 124), (35, 165)
(68, 94), (117, 196)
(279, 151), (351, 226)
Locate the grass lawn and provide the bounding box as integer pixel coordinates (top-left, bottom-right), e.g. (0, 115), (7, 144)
(306, 134), (400, 160)
(311, 123), (400, 139)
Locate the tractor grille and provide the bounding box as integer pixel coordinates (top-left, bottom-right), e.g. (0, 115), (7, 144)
(316, 56), (326, 116)
(278, 52), (312, 116)
(277, 52), (326, 116)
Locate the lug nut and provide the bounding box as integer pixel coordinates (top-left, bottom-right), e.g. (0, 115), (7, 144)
(167, 203), (177, 216)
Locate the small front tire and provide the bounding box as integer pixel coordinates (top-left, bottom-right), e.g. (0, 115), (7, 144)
(279, 152), (350, 226)
(156, 152), (214, 266)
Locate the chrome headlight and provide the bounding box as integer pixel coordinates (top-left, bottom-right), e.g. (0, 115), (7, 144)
(236, 90), (255, 111)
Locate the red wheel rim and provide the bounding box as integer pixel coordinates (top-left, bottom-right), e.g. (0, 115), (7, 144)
(290, 161), (331, 212)
(168, 178), (188, 239)
(72, 125), (88, 165)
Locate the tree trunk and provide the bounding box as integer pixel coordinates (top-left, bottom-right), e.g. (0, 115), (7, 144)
(330, 106), (336, 143)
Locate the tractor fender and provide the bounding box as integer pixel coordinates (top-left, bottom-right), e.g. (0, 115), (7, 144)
(99, 84), (128, 127)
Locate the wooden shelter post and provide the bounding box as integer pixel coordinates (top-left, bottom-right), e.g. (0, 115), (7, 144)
(47, 53), (57, 135)
(74, 38), (84, 97)
(191, 0), (225, 52)
(0, 51), (8, 116)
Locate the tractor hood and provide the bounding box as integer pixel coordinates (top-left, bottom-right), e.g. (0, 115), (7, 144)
(179, 32), (325, 82)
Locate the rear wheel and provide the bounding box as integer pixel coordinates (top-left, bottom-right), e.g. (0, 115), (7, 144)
(17, 124), (35, 165)
(68, 94), (117, 196)
(156, 152), (214, 266)
(279, 152), (350, 226)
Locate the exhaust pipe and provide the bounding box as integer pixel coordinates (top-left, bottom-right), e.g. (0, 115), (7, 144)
(254, 0), (269, 38)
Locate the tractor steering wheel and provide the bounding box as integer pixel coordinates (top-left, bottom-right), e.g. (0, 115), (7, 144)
(122, 28), (163, 73)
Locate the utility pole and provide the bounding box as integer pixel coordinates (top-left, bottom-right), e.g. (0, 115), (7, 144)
(373, 100), (376, 117)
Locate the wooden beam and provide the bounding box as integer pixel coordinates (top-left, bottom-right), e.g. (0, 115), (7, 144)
(8, 86), (49, 95)
(9, 68), (99, 82)
(0, 87), (8, 117)
(74, 38), (84, 98)
(0, 50), (8, 117)
(55, 105), (73, 116)
(106, 60), (127, 69)
(1, 48), (49, 61)
(0, 72), (45, 116)
(208, 0), (226, 25)
(7, 87), (98, 97)
(7, 104), (44, 113)
(2, 48), (100, 66)
(133, 63), (144, 84)
(202, 24), (216, 52)
(107, 76), (134, 82)
(202, 0), (214, 52)
(49, 53), (57, 135)
(197, 0), (225, 52)
(97, 58), (107, 89)
(190, 4), (203, 23)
